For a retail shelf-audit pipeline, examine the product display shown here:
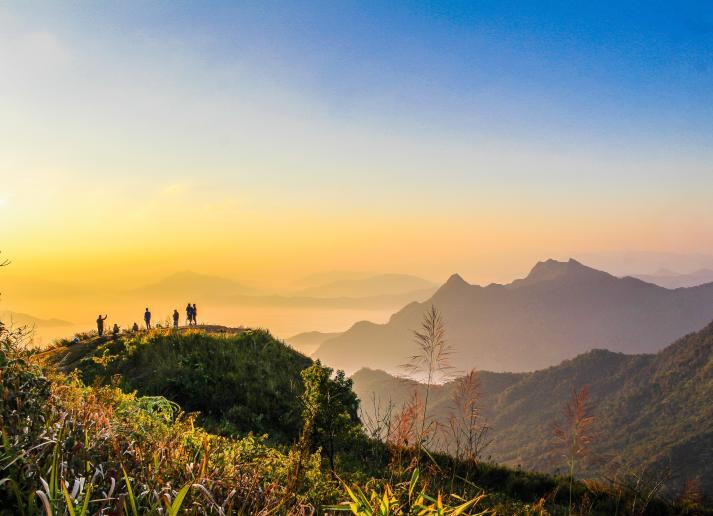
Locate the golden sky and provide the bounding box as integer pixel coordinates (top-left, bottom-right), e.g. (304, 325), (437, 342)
(2, 3), (713, 339)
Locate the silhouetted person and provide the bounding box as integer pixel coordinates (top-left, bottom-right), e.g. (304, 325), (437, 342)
(112, 323), (120, 337)
(96, 314), (108, 336)
(186, 303), (193, 326)
(132, 322), (139, 332)
(192, 303), (198, 325)
(172, 309), (179, 328)
(144, 307), (151, 329)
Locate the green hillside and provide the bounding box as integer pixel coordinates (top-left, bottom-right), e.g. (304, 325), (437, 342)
(0, 324), (702, 514)
(353, 321), (713, 495)
(42, 327), (312, 443)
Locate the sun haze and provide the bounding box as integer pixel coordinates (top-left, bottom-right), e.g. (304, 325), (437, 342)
(2, 2), (713, 340)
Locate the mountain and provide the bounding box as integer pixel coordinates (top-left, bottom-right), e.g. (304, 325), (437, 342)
(293, 270), (372, 288)
(630, 269), (713, 289)
(295, 273), (437, 298)
(130, 271), (258, 298)
(314, 259), (713, 374)
(0, 310), (72, 328)
(285, 330), (343, 355)
(352, 319), (713, 492)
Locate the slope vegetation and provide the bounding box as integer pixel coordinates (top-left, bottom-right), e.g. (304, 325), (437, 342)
(353, 320), (713, 492)
(42, 327), (311, 442)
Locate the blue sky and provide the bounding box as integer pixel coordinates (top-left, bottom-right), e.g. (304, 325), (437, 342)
(1, 1), (713, 284)
(16, 1), (713, 150)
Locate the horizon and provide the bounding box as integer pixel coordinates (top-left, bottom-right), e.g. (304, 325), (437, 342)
(5, 253), (713, 348)
(3, 2), (713, 343)
(2, 2), (713, 290)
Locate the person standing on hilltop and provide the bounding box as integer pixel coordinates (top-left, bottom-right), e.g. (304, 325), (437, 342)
(144, 307), (151, 329)
(172, 309), (180, 329)
(192, 303), (198, 325)
(186, 303), (193, 326)
(96, 314), (108, 336)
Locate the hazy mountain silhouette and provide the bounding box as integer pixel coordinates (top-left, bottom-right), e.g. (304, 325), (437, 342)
(352, 319), (713, 492)
(285, 330), (344, 355)
(292, 270), (373, 288)
(630, 268), (713, 289)
(129, 271), (433, 311)
(314, 259), (713, 374)
(0, 310), (72, 328)
(295, 273), (436, 298)
(129, 271), (258, 298)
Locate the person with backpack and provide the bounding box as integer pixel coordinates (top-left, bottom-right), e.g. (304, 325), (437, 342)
(186, 303), (193, 326)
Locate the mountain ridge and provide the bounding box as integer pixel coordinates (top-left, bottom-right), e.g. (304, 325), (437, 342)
(314, 258), (713, 374)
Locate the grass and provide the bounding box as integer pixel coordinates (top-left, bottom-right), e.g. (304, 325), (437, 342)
(3, 325), (710, 514)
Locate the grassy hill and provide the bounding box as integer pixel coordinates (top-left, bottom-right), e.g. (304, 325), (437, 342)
(41, 326), (311, 443)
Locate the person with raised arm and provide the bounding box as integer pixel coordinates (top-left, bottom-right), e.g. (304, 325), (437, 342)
(96, 314), (108, 336)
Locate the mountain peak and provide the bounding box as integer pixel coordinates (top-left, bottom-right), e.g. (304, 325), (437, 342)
(445, 273), (469, 288)
(528, 258), (584, 277)
(508, 258), (608, 289)
(430, 273), (470, 298)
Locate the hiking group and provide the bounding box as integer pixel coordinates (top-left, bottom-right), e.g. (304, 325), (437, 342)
(96, 302), (198, 336)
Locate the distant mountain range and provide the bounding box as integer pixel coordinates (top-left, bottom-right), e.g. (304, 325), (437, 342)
(128, 271), (258, 298)
(285, 330), (344, 355)
(0, 310), (72, 328)
(352, 318), (713, 492)
(294, 273), (436, 299)
(313, 259), (713, 374)
(629, 269), (713, 289)
(128, 271), (436, 310)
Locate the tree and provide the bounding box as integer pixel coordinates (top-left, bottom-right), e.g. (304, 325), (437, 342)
(300, 360), (361, 473)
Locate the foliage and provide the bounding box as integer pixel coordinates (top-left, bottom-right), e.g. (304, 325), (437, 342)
(402, 306), (452, 456)
(553, 387), (595, 514)
(44, 328), (312, 443)
(329, 468), (493, 515)
(300, 360), (361, 472)
(11, 325), (710, 515)
(2, 326), (335, 514)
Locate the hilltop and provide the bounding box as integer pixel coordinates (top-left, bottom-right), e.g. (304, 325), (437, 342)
(315, 258), (713, 373)
(42, 326), (311, 442)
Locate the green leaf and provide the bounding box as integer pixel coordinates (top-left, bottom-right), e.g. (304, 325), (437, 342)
(168, 482), (192, 516)
(409, 468), (420, 501)
(121, 466), (138, 516)
(78, 483), (93, 516)
(61, 481), (76, 516)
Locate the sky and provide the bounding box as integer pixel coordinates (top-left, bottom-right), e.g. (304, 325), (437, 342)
(2, 1), (713, 305)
